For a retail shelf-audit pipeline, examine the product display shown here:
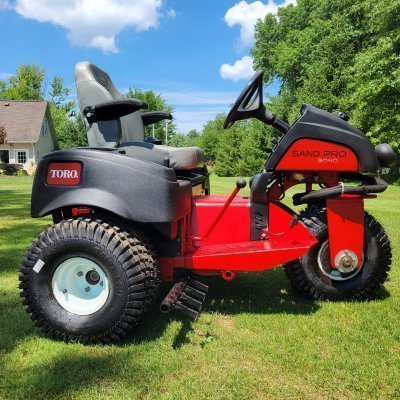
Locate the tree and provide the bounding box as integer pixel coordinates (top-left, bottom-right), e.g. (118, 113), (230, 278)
(238, 120), (272, 176)
(48, 76), (71, 107)
(126, 88), (175, 143)
(169, 132), (189, 147)
(48, 76), (87, 149)
(252, 0), (400, 161)
(199, 113), (226, 163)
(186, 129), (201, 147)
(0, 65), (45, 100)
(214, 122), (245, 176)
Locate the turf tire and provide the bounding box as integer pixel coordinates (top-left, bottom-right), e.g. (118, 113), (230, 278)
(19, 219), (159, 344)
(284, 204), (391, 301)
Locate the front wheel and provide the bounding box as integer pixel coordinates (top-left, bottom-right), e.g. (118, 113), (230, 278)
(284, 204), (391, 301)
(19, 219), (159, 344)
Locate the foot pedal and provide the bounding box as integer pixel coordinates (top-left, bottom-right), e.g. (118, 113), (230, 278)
(160, 276), (208, 320)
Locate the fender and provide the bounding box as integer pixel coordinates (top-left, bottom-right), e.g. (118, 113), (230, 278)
(31, 148), (191, 223)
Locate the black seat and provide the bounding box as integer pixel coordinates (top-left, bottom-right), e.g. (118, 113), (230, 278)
(75, 61), (205, 170)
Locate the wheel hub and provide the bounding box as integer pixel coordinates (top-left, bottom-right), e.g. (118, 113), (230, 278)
(317, 241), (363, 281)
(52, 257), (109, 315)
(86, 270), (100, 285)
(334, 250), (358, 273)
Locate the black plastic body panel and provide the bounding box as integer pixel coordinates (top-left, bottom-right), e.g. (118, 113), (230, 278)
(266, 105), (379, 173)
(32, 148), (191, 223)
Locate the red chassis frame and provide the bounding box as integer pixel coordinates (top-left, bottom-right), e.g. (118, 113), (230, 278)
(159, 175), (366, 282)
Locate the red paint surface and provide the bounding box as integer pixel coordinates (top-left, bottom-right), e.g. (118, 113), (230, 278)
(184, 238), (314, 271)
(276, 139), (358, 171)
(46, 162), (82, 186)
(191, 195), (251, 245)
(159, 199), (317, 279)
(326, 196), (364, 268)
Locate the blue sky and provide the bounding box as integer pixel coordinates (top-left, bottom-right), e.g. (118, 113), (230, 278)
(0, 0), (294, 132)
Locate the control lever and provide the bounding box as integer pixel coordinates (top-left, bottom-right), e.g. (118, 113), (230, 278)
(194, 179), (247, 241)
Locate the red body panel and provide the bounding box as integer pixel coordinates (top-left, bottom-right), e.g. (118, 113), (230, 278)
(191, 195), (250, 245)
(326, 196), (364, 268)
(276, 139), (358, 171)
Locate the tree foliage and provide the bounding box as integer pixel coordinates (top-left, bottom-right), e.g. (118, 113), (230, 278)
(0, 65), (45, 100)
(214, 122), (245, 176)
(237, 120), (272, 176)
(48, 76), (87, 149)
(252, 0), (400, 153)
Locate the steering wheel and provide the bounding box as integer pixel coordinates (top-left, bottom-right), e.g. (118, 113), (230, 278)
(224, 71), (275, 129)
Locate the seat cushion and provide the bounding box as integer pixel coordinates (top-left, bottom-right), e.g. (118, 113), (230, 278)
(119, 142), (205, 170)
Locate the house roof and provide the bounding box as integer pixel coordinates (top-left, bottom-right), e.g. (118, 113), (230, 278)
(0, 100), (51, 143)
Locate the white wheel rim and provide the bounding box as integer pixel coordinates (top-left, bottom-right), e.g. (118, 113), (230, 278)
(52, 257), (109, 315)
(317, 241), (364, 282)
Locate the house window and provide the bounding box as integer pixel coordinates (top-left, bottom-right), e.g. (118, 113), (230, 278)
(0, 150), (9, 163)
(42, 119), (49, 136)
(17, 151), (27, 164)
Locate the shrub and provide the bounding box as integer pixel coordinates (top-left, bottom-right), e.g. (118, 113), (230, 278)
(0, 163), (18, 175)
(14, 169), (28, 177)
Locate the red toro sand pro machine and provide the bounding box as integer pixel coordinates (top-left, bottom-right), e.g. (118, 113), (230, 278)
(20, 63), (395, 343)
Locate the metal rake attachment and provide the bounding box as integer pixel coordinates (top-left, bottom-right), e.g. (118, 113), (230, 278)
(160, 276), (209, 320)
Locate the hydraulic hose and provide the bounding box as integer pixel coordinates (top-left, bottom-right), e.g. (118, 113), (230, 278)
(292, 177), (388, 205)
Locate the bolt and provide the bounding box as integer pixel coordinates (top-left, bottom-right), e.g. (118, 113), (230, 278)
(77, 271), (83, 277)
(62, 289), (67, 294)
(85, 287), (90, 292)
(343, 258), (352, 267)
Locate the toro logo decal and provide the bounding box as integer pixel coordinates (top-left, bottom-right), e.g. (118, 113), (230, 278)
(46, 162), (82, 186)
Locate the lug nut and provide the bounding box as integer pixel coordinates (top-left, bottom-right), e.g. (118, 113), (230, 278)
(77, 271), (83, 277)
(62, 289), (67, 294)
(85, 287), (90, 292)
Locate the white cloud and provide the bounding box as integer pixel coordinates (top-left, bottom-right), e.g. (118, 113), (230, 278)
(221, 1), (296, 81)
(0, 0), (11, 10)
(220, 55), (254, 82)
(166, 9), (176, 18)
(224, 0), (296, 49)
(13, 0), (164, 53)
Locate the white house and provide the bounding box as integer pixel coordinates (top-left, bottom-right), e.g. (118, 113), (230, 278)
(0, 100), (58, 169)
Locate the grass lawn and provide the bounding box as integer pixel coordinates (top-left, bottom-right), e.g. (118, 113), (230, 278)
(0, 175), (399, 400)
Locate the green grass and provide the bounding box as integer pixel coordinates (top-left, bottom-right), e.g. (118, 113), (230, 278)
(0, 175), (399, 400)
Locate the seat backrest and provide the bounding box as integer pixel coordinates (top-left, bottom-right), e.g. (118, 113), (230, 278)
(75, 61), (145, 147)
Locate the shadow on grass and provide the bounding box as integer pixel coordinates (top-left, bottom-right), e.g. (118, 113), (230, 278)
(1, 349), (155, 400)
(0, 295), (35, 353)
(0, 268), (318, 354)
(126, 269), (320, 347)
(0, 190), (32, 210)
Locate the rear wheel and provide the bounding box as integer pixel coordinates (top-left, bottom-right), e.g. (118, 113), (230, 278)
(19, 219), (159, 344)
(284, 204), (391, 301)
